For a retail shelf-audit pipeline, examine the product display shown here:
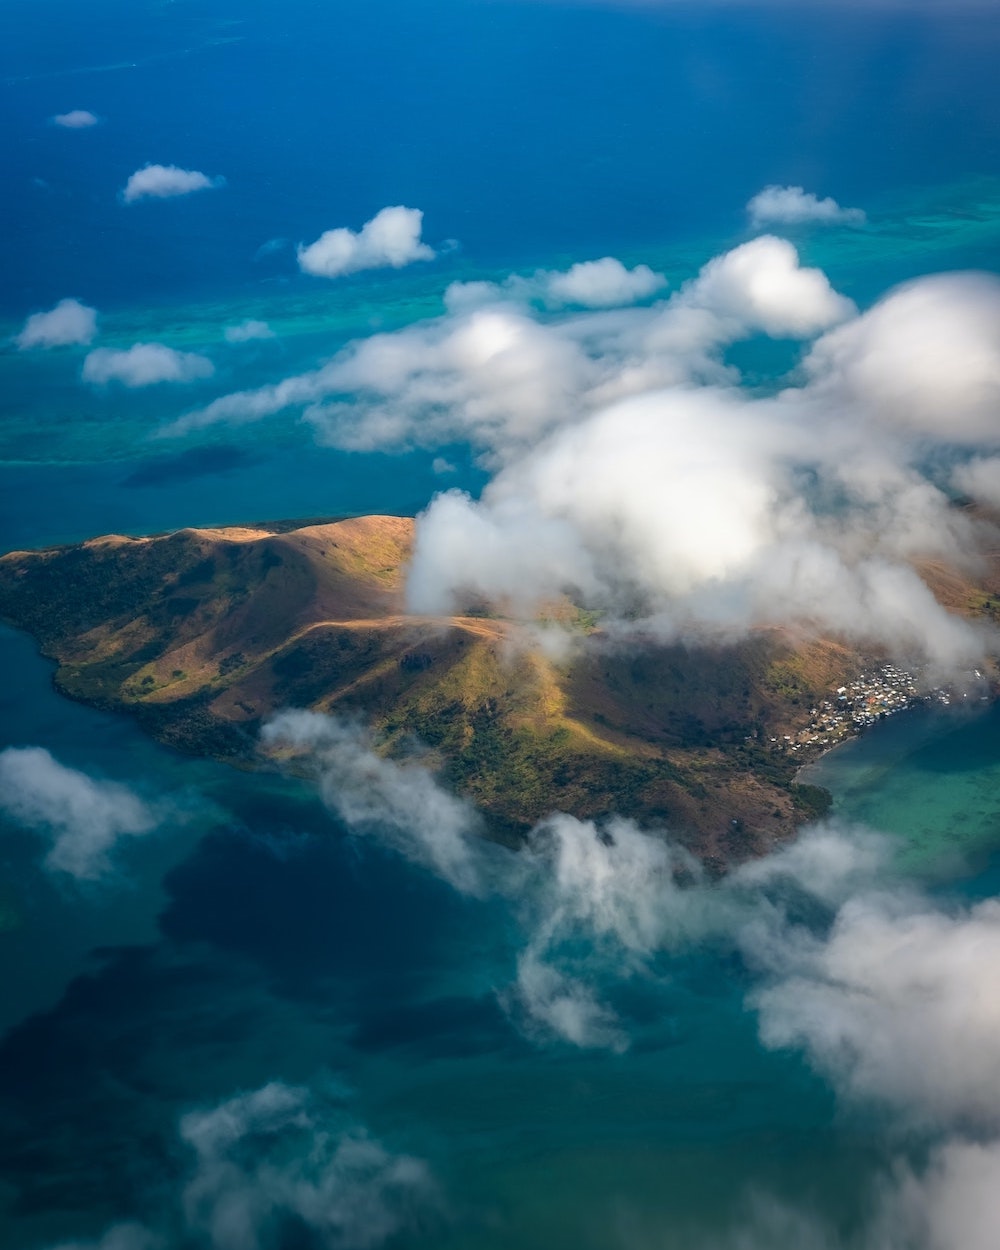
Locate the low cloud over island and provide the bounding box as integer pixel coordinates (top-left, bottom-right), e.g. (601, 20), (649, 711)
(166, 222), (1000, 674)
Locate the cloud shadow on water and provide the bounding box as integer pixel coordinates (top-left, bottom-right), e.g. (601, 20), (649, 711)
(0, 817), (518, 1235)
(122, 444), (259, 489)
(157, 827), (495, 1001)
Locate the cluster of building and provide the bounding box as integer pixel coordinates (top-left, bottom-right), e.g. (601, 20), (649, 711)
(770, 664), (990, 756)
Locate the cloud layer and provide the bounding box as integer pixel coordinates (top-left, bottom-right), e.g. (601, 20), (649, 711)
(297, 207), (435, 279)
(15, 298), (98, 349)
(176, 234), (850, 449)
(162, 233), (1000, 671)
(122, 164), (221, 203)
(253, 693), (1000, 1164)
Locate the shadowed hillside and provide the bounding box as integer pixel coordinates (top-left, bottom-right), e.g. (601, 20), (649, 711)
(2, 516), (997, 864)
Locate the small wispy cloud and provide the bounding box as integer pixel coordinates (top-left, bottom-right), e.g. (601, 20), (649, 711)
(511, 946), (628, 1051)
(223, 319), (276, 344)
(297, 206), (435, 279)
(253, 237), (289, 262)
(51, 109), (99, 129)
(180, 1082), (438, 1250)
(14, 298), (97, 349)
(83, 343), (214, 387)
(0, 746), (157, 880)
(261, 712), (482, 894)
(48, 1082), (437, 1250)
(122, 164), (223, 204)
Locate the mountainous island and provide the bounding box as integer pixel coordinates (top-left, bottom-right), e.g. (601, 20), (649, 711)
(1, 514), (997, 865)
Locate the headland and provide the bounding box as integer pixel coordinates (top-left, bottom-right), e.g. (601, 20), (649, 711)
(1, 515), (996, 866)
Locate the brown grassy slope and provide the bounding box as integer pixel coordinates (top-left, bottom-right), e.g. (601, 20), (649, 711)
(3, 515), (984, 863)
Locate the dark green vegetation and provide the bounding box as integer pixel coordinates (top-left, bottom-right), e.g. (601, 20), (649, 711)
(3, 517), (993, 862)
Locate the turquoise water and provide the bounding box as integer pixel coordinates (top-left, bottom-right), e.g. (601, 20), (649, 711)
(802, 701), (1000, 875)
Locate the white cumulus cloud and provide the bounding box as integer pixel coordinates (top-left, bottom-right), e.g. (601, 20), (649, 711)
(122, 164), (221, 203)
(52, 109), (99, 129)
(678, 234), (856, 338)
(83, 343), (215, 387)
(541, 257), (666, 307)
(15, 298), (98, 349)
(747, 185), (866, 229)
(0, 747), (157, 880)
(297, 206), (435, 279)
(804, 271), (1000, 445)
(882, 1139), (1000, 1250)
(752, 892), (1000, 1128)
(406, 384), (987, 672)
(174, 234), (850, 448)
(504, 817), (889, 1051)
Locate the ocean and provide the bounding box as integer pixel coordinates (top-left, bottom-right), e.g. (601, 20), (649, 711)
(3, 1), (1000, 1246)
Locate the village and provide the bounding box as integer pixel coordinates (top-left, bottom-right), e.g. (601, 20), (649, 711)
(770, 663), (990, 756)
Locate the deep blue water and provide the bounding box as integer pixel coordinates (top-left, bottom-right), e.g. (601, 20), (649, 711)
(4, 0), (1000, 314)
(0, 444), (488, 552)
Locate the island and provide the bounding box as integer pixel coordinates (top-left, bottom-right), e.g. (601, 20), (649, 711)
(1, 515), (997, 866)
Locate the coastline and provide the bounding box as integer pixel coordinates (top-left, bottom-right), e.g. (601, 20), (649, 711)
(795, 692), (997, 789)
